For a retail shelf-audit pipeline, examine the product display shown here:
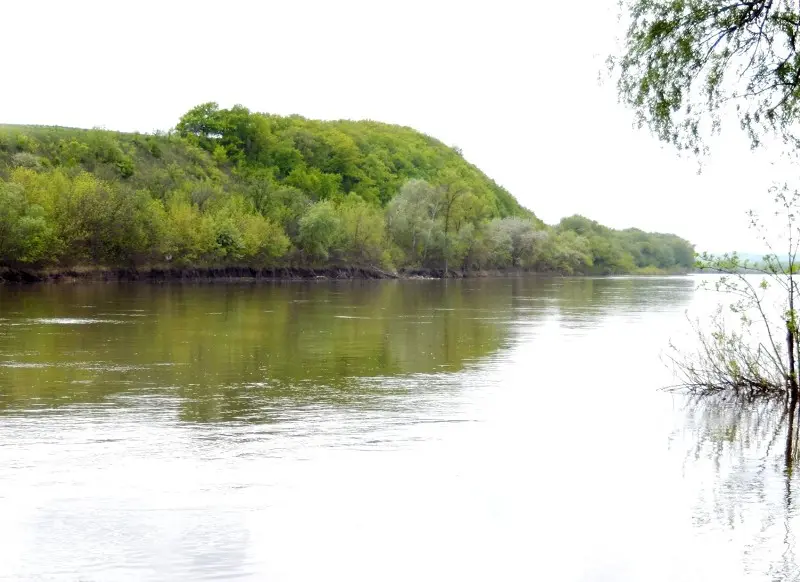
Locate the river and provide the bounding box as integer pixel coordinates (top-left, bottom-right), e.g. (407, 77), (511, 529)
(0, 276), (796, 581)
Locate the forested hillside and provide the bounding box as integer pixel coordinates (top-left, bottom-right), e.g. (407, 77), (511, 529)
(0, 103), (694, 275)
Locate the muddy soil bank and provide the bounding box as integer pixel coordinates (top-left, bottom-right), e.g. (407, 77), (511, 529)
(0, 266), (552, 284)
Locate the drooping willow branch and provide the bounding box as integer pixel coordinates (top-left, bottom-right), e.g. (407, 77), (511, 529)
(613, 0), (800, 152)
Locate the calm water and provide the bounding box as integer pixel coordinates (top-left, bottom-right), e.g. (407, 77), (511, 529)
(0, 277), (797, 581)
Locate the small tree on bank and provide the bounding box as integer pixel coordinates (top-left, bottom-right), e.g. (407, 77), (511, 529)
(670, 188), (800, 403)
(667, 188), (800, 482)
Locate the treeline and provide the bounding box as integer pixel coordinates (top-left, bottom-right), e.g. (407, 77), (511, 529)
(0, 103), (694, 275)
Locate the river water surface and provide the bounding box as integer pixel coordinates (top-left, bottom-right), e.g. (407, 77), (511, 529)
(0, 277), (797, 581)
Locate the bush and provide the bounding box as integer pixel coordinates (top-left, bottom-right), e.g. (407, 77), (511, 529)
(14, 133), (37, 153)
(297, 201), (343, 261)
(12, 152), (43, 170)
(0, 181), (55, 265)
(337, 195), (386, 265)
(117, 156), (135, 178)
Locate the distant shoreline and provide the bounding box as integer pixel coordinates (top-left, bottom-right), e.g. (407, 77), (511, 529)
(0, 115), (695, 283)
(0, 266), (692, 284)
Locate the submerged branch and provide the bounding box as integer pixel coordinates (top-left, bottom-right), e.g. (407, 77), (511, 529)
(666, 312), (788, 399)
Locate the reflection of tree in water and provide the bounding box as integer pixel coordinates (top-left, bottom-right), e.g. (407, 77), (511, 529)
(0, 277), (697, 422)
(683, 393), (800, 580)
(512, 276), (695, 327)
(0, 281), (518, 422)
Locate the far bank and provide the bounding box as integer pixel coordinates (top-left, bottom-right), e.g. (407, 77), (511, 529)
(0, 265), (691, 284)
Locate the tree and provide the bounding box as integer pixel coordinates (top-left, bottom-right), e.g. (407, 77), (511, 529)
(483, 218), (543, 268)
(558, 216), (637, 274)
(162, 194), (217, 265)
(612, 0), (800, 152)
(435, 168), (471, 274)
(450, 223), (479, 270)
(285, 165), (342, 201)
(544, 231), (594, 274)
(337, 195), (387, 265)
(670, 186), (800, 399)
(0, 181), (53, 265)
(297, 201), (343, 262)
(176, 102), (224, 140)
(665, 187), (800, 487)
(0, 111), (696, 275)
(386, 179), (442, 266)
(206, 195), (289, 264)
(484, 219), (514, 267)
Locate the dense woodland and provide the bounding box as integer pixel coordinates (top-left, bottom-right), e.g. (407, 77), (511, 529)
(0, 103), (695, 275)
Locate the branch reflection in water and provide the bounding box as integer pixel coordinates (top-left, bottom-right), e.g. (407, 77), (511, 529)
(681, 391), (800, 580)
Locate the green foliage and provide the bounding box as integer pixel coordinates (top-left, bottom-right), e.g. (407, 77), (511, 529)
(297, 201), (342, 262)
(207, 195), (289, 264)
(386, 179), (443, 265)
(612, 0), (800, 152)
(546, 231), (594, 274)
(671, 188), (800, 397)
(11, 152), (44, 170)
(175, 103), (528, 216)
(0, 181), (53, 265)
(161, 195), (216, 265)
(556, 215), (694, 275)
(483, 217), (545, 268)
(0, 109), (694, 274)
(337, 195), (387, 265)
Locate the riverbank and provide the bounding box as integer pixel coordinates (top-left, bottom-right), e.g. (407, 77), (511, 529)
(0, 266), (397, 284)
(0, 119), (695, 279)
(0, 265), (690, 284)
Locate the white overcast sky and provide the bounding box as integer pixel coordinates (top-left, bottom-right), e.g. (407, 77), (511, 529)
(3, 0), (793, 253)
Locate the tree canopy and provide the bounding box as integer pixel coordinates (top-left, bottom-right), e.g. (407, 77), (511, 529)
(0, 105), (694, 275)
(613, 0), (800, 152)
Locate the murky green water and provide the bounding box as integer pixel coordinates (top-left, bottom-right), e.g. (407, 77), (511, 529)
(0, 277), (796, 581)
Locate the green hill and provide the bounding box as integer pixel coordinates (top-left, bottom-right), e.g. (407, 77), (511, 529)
(0, 103), (694, 276)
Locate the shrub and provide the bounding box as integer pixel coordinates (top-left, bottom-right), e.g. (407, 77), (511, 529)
(11, 152), (43, 170)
